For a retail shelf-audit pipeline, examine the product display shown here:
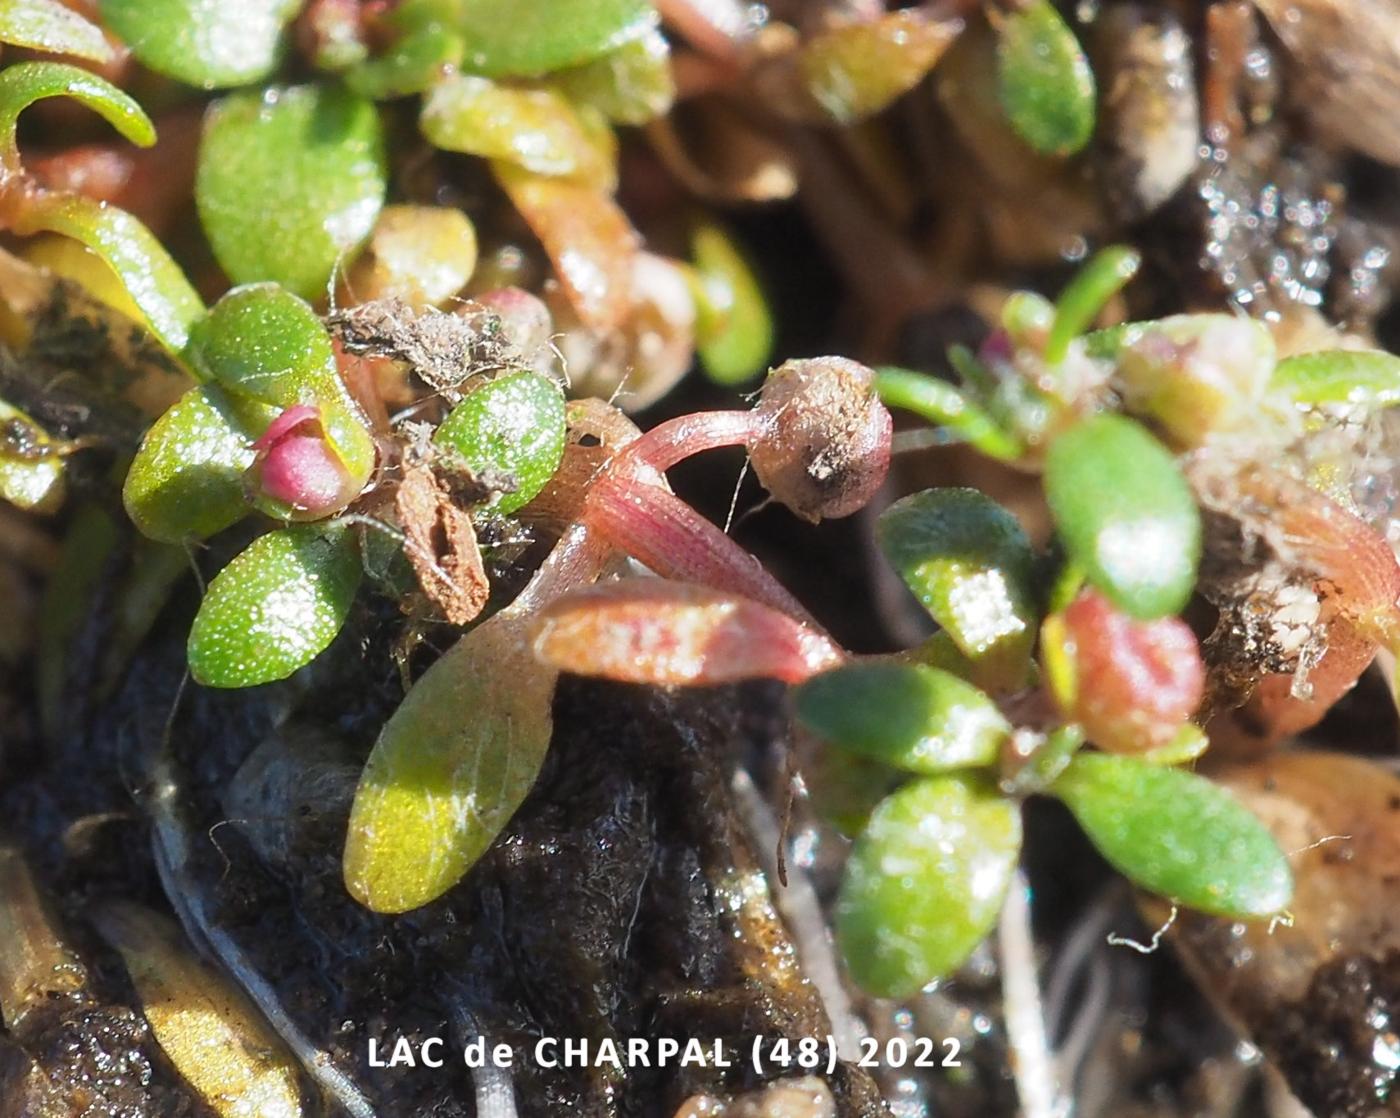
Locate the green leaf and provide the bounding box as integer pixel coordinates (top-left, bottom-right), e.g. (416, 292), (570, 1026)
(837, 774), (1021, 997)
(187, 285), (377, 488)
(344, 611), (555, 912)
(420, 73), (611, 181)
(878, 488), (1039, 686)
(799, 10), (956, 124)
(1050, 753), (1292, 917)
(0, 398), (63, 512)
(196, 83), (387, 301)
(1271, 349), (1400, 409)
(552, 29), (674, 125)
(188, 524), (361, 688)
(1044, 414), (1200, 620)
(690, 222), (773, 386)
(996, 0), (1095, 157)
(806, 748), (900, 838)
(876, 367), (1024, 461)
(346, 21), (464, 100)
(100, 0), (298, 89)
(186, 283), (339, 402)
(0, 0), (113, 63)
(457, 0), (657, 77)
(434, 370), (566, 515)
(17, 191), (205, 351)
(0, 61), (153, 174)
(795, 662), (1009, 773)
(122, 383), (275, 543)
(1045, 246), (1139, 365)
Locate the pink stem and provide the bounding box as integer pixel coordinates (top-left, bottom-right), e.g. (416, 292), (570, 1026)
(586, 472), (822, 630)
(609, 410), (756, 475)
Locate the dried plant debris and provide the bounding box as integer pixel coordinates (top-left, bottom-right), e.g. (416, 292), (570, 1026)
(329, 297), (523, 401)
(394, 461), (489, 625)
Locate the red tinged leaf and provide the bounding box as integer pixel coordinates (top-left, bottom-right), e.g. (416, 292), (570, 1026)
(532, 579), (840, 685)
(1054, 588), (1204, 754)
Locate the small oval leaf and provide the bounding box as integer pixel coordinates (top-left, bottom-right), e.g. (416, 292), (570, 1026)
(93, 901), (306, 1118)
(996, 0), (1095, 157)
(421, 73), (612, 182)
(493, 160), (639, 331)
(1050, 752), (1292, 917)
(691, 222), (773, 387)
(0, 399), (64, 513)
(186, 283), (338, 402)
(1044, 414), (1200, 620)
(837, 774), (1021, 997)
(800, 10), (957, 124)
(188, 524), (361, 688)
(457, 0), (657, 77)
(795, 662), (1009, 773)
(434, 369), (566, 515)
(552, 29), (674, 126)
(196, 83), (387, 300)
(875, 367), (1024, 461)
(344, 611), (555, 912)
(877, 487), (1039, 686)
(185, 284), (375, 482)
(1271, 349), (1400, 409)
(533, 580), (839, 685)
(123, 384), (275, 543)
(0, 0), (113, 63)
(101, 0), (298, 88)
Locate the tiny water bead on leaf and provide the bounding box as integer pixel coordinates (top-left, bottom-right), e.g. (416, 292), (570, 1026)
(455, 0), (657, 77)
(995, 0), (1095, 157)
(1044, 413), (1200, 620)
(196, 83), (387, 301)
(1048, 588), (1204, 755)
(100, 0), (298, 89)
(1050, 752), (1292, 918)
(877, 488), (1038, 689)
(433, 370), (567, 516)
(795, 662), (1010, 773)
(187, 524), (361, 688)
(837, 774), (1022, 998)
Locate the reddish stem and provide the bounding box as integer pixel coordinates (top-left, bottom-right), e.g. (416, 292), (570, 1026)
(586, 471), (821, 629)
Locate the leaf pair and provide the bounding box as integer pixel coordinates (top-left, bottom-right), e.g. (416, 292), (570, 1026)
(0, 62), (204, 352)
(831, 749), (1292, 998)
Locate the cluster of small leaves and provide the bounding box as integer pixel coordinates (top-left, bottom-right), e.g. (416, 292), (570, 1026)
(797, 248), (1400, 998)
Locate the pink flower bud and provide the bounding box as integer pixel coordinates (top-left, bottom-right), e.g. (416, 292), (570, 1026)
(248, 405), (358, 519)
(1057, 589), (1204, 754)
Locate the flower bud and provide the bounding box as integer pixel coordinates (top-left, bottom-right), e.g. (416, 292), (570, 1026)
(1115, 315), (1275, 446)
(750, 357), (892, 522)
(1052, 588), (1204, 754)
(247, 405), (359, 519)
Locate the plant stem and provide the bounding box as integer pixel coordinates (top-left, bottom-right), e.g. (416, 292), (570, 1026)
(999, 869), (1066, 1118)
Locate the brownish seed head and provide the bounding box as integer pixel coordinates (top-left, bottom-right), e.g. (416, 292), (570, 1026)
(750, 357), (892, 522)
